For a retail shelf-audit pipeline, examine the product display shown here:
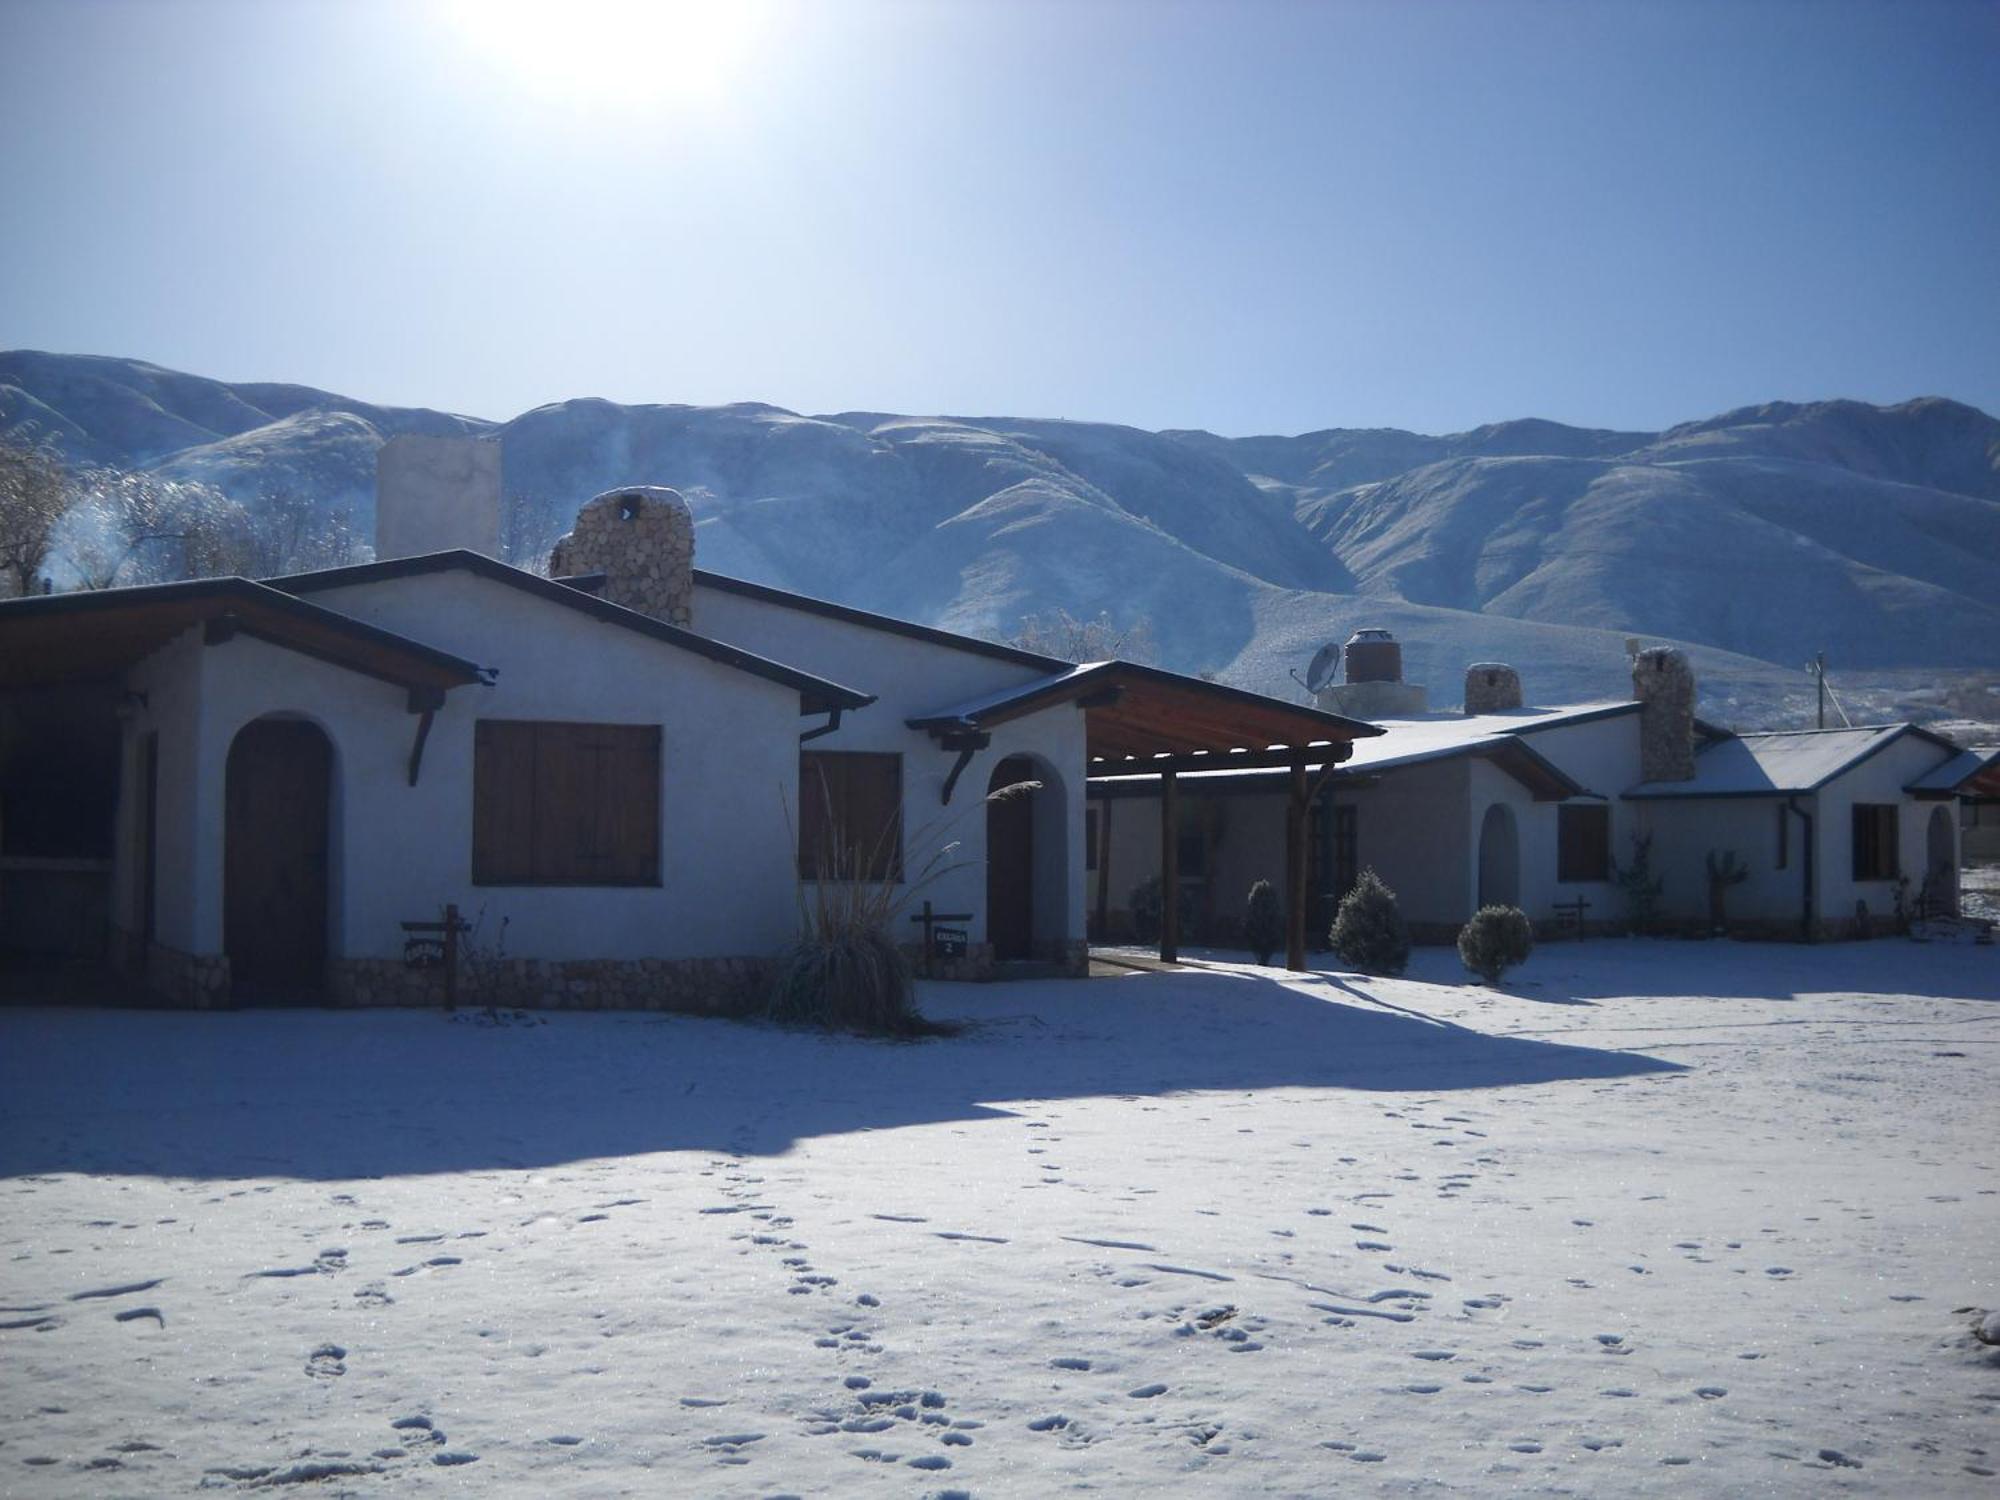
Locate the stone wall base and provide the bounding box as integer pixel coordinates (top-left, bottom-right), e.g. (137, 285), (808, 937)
(117, 933), (231, 1007)
(902, 941), (996, 983)
(326, 955), (772, 1015)
(1035, 937), (1090, 977)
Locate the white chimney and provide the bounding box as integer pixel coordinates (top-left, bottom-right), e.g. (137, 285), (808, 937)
(375, 435), (502, 560)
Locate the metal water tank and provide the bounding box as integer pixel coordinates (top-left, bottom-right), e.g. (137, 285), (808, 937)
(1344, 628), (1402, 684)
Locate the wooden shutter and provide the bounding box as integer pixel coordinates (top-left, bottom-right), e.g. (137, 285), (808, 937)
(474, 720), (538, 884)
(1558, 804), (1610, 883)
(596, 724), (661, 886)
(477, 720), (660, 886)
(798, 752), (902, 881)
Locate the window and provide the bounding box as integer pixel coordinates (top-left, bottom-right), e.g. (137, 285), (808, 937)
(1557, 803), (1611, 883)
(473, 720), (660, 886)
(799, 751), (902, 880)
(1852, 803), (1899, 882)
(1776, 803), (1789, 870)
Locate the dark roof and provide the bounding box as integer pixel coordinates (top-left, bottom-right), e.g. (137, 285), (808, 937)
(0, 575), (486, 695)
(912, 660), (1383, 770)
(265, 551), (875, 714)
(691, 569), (1070, 671)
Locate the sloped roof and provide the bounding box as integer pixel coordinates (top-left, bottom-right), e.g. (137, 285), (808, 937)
(1625, 724), (1959, 799)
(0, 575), (486, 696)
(1088, 700), (1615, 797)
(691, 569), (1069, 671)
(265, 551), (875, 714)
(911, 660), (1383, 770)
(1907, 746), (2000, 799)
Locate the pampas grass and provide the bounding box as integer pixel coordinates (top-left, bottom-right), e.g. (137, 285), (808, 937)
(767, 775), (1041, 1036)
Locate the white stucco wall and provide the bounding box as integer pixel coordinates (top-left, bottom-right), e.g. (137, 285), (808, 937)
(1630, 733), (1964, 931)
(121, 571), (807, 964)
(692, 583), (1088, 952)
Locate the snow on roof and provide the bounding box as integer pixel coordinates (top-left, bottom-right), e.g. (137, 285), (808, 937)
(1092, 701), (1631, 785)
(1626, 725), (1915, 799)
(1906, 746), (2000, 796)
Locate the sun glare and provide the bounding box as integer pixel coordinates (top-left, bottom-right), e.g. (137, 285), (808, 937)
(442, 0), (768, 109)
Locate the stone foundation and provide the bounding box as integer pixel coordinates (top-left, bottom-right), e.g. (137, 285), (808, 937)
(1035, 937), (1091, 977)
(143, 942), (231, 1007)
(902, 941), (997, 983)
(326, 955), (772, 1015)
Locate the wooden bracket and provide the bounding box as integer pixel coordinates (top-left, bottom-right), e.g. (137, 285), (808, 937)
(939, 729), (992, 805)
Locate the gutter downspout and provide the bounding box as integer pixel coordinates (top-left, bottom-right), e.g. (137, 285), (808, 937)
(1786, 795), (1816, 942)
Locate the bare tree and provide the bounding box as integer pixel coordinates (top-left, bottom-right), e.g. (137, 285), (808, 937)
(0, 432), (69, 597)
(59, 466), (242, 589)
(502, 491), (562, 576)
(1008, 607), (1158, 664)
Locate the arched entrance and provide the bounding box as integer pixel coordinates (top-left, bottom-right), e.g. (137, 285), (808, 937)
(1477, 803), (1520, 910)
(986, 756), (1038, 961)
(1926, 804), (1958, 916)
(225, 718), (333, 1001)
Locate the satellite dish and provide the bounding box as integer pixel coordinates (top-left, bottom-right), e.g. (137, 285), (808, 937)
(1304, 641), (1341, 694)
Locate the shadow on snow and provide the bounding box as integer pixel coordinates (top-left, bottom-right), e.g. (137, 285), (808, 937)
(0, 964), (1683, 1181)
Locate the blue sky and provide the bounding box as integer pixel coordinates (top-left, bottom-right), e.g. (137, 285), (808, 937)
(2, 0), (1994, 434)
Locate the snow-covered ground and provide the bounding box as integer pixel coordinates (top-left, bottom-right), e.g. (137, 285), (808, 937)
(2, 940), (1996, 1496)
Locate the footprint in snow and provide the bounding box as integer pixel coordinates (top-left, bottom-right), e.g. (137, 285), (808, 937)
(305, 1344), (347, 1379)
(1128, 1383), (1168, 1399)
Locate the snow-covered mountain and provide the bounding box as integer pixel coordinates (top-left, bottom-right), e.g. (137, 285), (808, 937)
(5, 351), (1995, 723)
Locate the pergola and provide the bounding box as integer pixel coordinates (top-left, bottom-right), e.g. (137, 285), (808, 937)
(910, 661), (1384, 970)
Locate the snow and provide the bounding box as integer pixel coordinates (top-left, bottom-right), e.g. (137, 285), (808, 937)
(3, 940), (1997, 1494)
(1628, 725), (1914, 799)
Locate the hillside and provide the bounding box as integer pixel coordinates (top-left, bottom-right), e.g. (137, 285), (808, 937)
(5, 351), (1996, 722)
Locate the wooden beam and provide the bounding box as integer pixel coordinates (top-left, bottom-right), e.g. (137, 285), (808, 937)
(1286, 757), (1308, 971)
(1091, 741), (1357, 778)
(1160, 768), (1179, 964)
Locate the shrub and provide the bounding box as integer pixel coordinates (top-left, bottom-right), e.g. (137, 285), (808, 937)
(1243, 879), (1284, 966)
(1458, 904), (1533, 985)
(766, 777), (1036, 1037)
(1330, 868), (1410, 976)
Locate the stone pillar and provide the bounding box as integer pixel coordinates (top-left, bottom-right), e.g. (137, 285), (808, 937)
(548, 486), (695, 627)
(1633, 646), (1696, 782)
(1464, 663), (1523, 714)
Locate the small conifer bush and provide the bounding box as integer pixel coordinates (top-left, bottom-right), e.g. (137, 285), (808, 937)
(1243, 879), (1284, 966)
(1330, 868), (1410, 976)
(1458, 904), (1533, 985)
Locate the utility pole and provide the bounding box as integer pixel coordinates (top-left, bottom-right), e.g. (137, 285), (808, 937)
(1814, 652), (1827, 729)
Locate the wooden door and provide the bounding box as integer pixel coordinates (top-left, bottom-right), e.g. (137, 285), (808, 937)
(986, 756), (1036, 961)
(225, 719), (331, 1000)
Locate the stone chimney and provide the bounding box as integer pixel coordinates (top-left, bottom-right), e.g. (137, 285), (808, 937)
(548, 486), (695, 626)
(1633, 646), (1696, 782)
(375, 435), (502, 559)
(1464, 663), (1523, 714)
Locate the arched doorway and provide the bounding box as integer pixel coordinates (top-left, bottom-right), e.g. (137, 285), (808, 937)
(1477, 803), (1519, 910)
(1926, 804), (1958, 916)
(986, 756), (1038, 961)
(225, 718), (333, 1001)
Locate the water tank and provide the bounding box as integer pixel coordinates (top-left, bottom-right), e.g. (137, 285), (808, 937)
(1344, 628), (1402, 684)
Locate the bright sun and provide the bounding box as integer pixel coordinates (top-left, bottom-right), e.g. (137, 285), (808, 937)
(441, 0), (768, 109)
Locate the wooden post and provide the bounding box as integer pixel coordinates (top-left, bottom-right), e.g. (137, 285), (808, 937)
(442, 902), (460, 1011)
(1094, 797), (1113, 941)
(1160, 770), (1179, 963)
(1285, 758), (1309, 971)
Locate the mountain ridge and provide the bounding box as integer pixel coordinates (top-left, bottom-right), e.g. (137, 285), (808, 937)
(4, 350), (1995, 723)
